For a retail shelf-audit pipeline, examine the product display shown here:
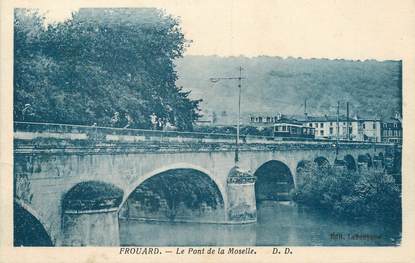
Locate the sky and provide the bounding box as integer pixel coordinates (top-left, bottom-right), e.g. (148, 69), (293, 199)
(36, 0), (415, 60)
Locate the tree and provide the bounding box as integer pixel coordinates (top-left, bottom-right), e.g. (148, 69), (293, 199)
(335, 169), (401, 224)
(14, 8), (201, 130)
(13, 9), (48, 122)
(292, 162), (401, 224)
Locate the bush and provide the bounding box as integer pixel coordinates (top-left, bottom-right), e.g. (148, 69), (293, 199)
(292, 163), (401, 224)
(336, 169), (401, 223)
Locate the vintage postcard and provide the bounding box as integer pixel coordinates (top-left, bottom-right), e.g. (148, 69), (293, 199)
(1, 0), (414, 262)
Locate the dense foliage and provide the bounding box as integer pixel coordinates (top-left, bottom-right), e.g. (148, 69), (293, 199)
(292, 163), (401, 225)
(62, 181), (124, 210)
(176, 55), (402, 121)
(14, 8), (201, 130)
(129, 169), (224, 220)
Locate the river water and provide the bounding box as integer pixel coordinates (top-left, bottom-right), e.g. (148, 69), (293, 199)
(119, 201), (401, 246)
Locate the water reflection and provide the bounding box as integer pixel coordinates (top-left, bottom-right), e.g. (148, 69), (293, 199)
(119, 201), (401, 246)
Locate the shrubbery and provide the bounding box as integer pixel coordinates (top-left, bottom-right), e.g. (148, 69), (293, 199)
(292, 163), (401, 225)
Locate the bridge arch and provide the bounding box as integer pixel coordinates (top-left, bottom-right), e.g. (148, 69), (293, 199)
(314, 156), (330, 168)
(14, 200), (53, 246)
(62, 181), (124, 212)
(121, 163), (225, 207)
(374, 152), (385, 168)
(366, 153), (373, 167)
(343, 154), (357, 171)
(296, 160), (312, 172)
(120, 163), (226, 222)
(385, 151), (394, 168)
(358, 154), (372, 168)
(295, 160), (314, 185)
(254, 160), (294, 202)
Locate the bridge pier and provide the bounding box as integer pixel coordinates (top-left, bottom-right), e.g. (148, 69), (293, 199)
(61, 181), (123, 246)
(62, 208), (120, 246)
(226, 166), (257, 223)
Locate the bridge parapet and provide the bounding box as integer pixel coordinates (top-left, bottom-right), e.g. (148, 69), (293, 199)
(14, 121), (265, 143)
(14, 122), (393, 154)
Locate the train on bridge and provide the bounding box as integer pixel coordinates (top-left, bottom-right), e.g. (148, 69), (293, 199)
(272, 122), (316, 140)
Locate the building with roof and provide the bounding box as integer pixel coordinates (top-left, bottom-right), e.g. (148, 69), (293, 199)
(249, 113), (315, 139)
(249, 113), (286, 127)
(249, 113), (381, 142)
(381, 113), (402, 144)
(301, 115), (381, 142)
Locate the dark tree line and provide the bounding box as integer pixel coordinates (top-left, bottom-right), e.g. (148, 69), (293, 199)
(292, 162), (401, 225)
(14, 8), (201, 130)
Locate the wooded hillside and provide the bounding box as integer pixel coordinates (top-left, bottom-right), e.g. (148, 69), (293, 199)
(176, 55), (402, 120)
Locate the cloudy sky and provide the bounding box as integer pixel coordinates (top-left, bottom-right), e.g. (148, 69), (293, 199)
(36, 0), (414, 60)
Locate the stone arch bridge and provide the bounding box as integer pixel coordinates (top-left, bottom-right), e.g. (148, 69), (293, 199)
(13, 122), (396, 246)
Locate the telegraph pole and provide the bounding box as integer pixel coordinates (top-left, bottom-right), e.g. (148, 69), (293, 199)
(210, 66), (245, 165)
(336, 101), (340, 156)
(346, 102), (350, 141)
(237, 66), (242, 163)
(304, 99), (307, 118)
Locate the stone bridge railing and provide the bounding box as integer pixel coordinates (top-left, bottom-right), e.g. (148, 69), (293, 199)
(14, 121), (388, 148)
(14, 121), (270, 144)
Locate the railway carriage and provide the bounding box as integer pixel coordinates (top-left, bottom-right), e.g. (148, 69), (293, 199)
(273, 122), (315, 140)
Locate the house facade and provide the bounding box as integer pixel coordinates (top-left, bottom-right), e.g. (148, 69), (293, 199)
(381, 114), (402, 144)
(249, 113), (285, 127)
(249, 113), (382, 142)
(301, 115), (381, 142)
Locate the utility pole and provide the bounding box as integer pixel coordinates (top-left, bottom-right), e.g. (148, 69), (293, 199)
(304, 99), (307, 118)
(346, 102), (350, 141)
(210, 66), (245, 165)
(336, 101), (340, 156)
(237, 66), (242, 164)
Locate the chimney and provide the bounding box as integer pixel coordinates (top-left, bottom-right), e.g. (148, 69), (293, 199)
(395, 111), (402, 121)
